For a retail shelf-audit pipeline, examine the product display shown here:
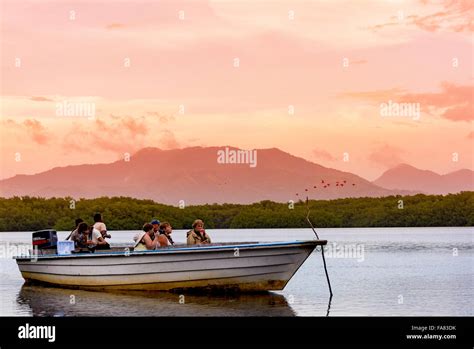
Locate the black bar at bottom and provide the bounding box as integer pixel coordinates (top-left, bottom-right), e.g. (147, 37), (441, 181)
(0, 316), (471, 347)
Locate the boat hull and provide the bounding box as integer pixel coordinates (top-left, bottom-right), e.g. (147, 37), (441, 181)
(15, 241), (324, 292)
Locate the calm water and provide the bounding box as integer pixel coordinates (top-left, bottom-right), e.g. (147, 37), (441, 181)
(0, 228), (472, 316)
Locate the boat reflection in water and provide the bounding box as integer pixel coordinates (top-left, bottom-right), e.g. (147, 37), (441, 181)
(17, 285), (296, 317)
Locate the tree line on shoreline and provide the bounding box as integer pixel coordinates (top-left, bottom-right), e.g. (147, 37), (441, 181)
(0, 192), (472, 232)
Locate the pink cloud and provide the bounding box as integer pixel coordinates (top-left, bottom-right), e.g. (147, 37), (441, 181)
(402, 82), (473, 122)
(412, 0), (474, 33)
(121, 117), (147, 135)
(371, 0), (474, 33)
(92, 117), (148, 136)
(368, 144), (406, 168)
(312, 148), (336, 162)
(338, 88), (405, 102)
(92, 138), (131, 153)
(60, 116), (153, 155)
(23, 119), (49, 145)
(30, 96), (53, 102)
(1, 118), (50, 145)
(160, 130), (180, 149)
(443, 103), (471, 121)
(339, 82), (473, 122)
(0, 119), (18, 127)
(370, 22), (399, 32)
(146, 112), (175, 124)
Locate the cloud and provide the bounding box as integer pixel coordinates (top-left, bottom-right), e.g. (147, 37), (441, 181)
(411, 0), (474, 33)
(339, 82), (473, 122)
(467, 131), (474, 139)
(338, 88), (406, 105)
(368, 144), (406, 168)
(30, 96), (53, 102)
(91, 117), (148, 152)
(402, 82), (473, 121)
(146, 112), (175, 124)
(23, 119), (49, 145)
(1, 119), (50, 145)
(370, 21), (399, 32)
(92, 138), (131, 153)
(93, 116), (148, 136)
(443, 103), (471, 121)
(371, 0), (474, 33)
(312, 148), (336, 162)
(121, 117), (147, 135)
(0, 119), (18, 127)
(61, 116), (152, 155)
(159, 129), (180, 149)
(61, 126), (93, 153)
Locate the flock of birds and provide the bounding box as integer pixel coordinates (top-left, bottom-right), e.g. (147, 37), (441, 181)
(295, 179), (357, 197)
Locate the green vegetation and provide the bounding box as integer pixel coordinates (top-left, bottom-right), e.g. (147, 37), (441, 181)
(0, 192), (472, 232)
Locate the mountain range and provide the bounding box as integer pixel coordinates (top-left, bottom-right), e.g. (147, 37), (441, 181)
(0, 147), (472, 204)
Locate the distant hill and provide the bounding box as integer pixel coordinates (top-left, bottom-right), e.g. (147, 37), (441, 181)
(0, 146), (401, 204)
(373, 164), (474, 194)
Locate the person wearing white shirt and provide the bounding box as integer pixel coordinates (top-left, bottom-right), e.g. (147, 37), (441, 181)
(90, 225), (110, 250)
(93, 213), (111, 240)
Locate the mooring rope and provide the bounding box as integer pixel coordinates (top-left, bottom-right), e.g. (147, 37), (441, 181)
(306, 197), (333, 298)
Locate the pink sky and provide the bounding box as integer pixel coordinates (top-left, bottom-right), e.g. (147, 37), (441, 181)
(0, 0), (473, 181)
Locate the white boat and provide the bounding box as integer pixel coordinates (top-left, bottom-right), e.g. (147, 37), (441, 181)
(15, 240), (326, 292)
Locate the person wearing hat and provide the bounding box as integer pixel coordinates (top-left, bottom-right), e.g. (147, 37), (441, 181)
(134, 223), (160, 251)
(187, 219), (211, 245)
(151, 219), (161, 235)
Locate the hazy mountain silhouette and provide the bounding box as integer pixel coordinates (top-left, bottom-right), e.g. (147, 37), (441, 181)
(373, 164), (474, 194)
(0, 146), (414, 204)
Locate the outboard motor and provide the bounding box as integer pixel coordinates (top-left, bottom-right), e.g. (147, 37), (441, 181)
(32, 230), (58, 251)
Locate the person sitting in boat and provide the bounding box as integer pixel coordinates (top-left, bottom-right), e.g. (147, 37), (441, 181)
(70, 222), (89, 249)
(90, 225), (111, 250)
(93, 213), (111, 240)
(66, 218), (83, 241)
(157, 222), (174, 246)
(151, 219), (161, 235)
(187, 219), (211, 245)
(134, 223), (160, 251)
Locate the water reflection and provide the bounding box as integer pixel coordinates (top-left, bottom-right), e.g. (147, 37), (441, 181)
(17, 285), (296, 317)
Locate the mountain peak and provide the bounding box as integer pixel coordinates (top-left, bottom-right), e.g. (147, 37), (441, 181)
(133, 147), (163, 156)
(373, 163), (473, 194)
(391, 163), (418, 171)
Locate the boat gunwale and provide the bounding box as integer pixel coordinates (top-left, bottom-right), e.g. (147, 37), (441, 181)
(14, 240), (326, 261)
(16, 251), (303, 267)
